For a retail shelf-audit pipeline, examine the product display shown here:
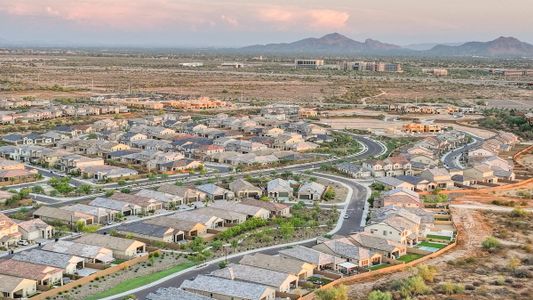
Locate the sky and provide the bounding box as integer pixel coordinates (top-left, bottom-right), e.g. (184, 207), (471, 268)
(0, 0), (532, 47)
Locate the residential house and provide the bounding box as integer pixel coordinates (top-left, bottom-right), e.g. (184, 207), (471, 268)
(135, 189), (183, 208)
(89, 197), (141, 216)
(241, 199), (291, 218)
(349, 232), (407, 259)
(229, 179), (262, 198)
(364, 213), (420, 246)
(12, 249), (84, 275)
(313, 238), (382, 268)
(374, 188), (422, 208)
(63, 204), (118, 224)
(363, 156), (413, 177)
(170, 211), (224, 229)
(116, 222), (184, 243)
(375, 177), (415, 191)
(196, 184), (235, 201)
(395, 175), (435, 192)
(210, 200), (271, 220)
(42, 240), (114, 264)
(0, 274), (37, 299)
(146, 287), (211, 300)
(267, 178), (293, 202)
(16, 219), (54, 241)
(334, 162), (371, 179)
(158, 159), (202, 173)
(420, 168), (454, 189)
(110, 192), (163, 213)
(279, 245), (346, 271)
(0, 259), (63, 287)
(0, 213), (21, 248)
(157, 185), (206, 203)
(75, 233), (146, 260)
(211, 263), (299, 293)
(463, 164), (498, 185)
(297, 182), (326, 201)
(33, 206), (95, 227)
(181, 275), (276, 300)
(144, 217), (207, 239)
(57, 154), (105, 173)
(194, 207), (247, 226)
(81, 165), (138, 181)
(239, 253), (315, 280)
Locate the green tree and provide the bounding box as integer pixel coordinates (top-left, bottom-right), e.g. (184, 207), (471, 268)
(77, 184), (92, 195)
(368, 290), (393, 300)
(280, 222), (294, 240)
(315, 285), (348, 300)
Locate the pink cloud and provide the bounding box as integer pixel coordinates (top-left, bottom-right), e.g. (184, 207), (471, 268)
(220, 15), (239, 27)
(256, 6), (349, 30)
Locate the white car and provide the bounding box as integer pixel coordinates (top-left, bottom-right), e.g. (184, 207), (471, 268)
(344, 214), (350, 219)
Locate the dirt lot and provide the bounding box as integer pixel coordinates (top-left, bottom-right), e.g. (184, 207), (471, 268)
(347, 207), (533, 299)
(517, 154), (533, 169)
(2, 54), (532, 105)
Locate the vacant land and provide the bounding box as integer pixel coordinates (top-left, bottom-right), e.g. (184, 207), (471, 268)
(347, 208), (533, 300)
(2, 54), (533, 106)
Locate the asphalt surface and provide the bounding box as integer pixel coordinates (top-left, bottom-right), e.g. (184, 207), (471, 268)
(442, 136), (483, 169)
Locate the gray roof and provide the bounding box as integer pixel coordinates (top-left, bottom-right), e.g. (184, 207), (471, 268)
(196, 183), (231, 196)
(135, 189), (182, 203)
(42, 240), (114, 263)
(318, 238), (372, 261)
(230, 178), (262, 193)
(267, 178), (292, 192)
(89, 197), (140, 211)
(12, 249), (83, 269)
(350, 232), (405, 253)
(239, 253), (314, 275)
(279, 245), (344, 266)
(181, 274), (274, 300)
(376, 176), (411, 187)
(146, 288), (211, 300)
(298, 182), (326, 195)
(211, 263), (297, 289)
(116, 222), (176, 238)
(63, 204), (117, 218)
(209, 200), (269, 217)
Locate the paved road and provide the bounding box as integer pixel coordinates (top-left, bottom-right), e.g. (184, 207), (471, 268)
(442, 135), (483, 169)
(128, 174), (369, 300)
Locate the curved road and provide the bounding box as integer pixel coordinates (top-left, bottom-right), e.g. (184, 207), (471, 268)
(442, 135), (483, 169)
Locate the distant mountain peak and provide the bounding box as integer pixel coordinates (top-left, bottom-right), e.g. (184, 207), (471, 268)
(428, 36), (533, 57)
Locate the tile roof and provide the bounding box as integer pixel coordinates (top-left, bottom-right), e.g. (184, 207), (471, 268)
(12, 249), (83, 269)
(146, 287), (211, 300)
(181, 274), (274, 300)
(0, 259), (62, 281)
(75, 233), (144, 252)
(279, 245), (344, 266)
(42, 240), (114, 263)
(239, 253), (315, 275)
(211, 263), (298, 289)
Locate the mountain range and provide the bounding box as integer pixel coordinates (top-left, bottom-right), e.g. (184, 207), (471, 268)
(240, 33), (533, 57)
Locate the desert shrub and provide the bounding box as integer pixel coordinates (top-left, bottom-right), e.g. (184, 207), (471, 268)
(368, 290), (392, 300)
(440, 282), (465, 295)
(482, 236), (500, 250)
(417, 264), (437, 282)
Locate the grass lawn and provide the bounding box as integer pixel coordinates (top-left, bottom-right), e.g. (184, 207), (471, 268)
(397, 253), (425, 263)
(85, 261), (196, 300)
(418, 241), (447, 249)
(369, 263), (391, 271)
(426, 234), (452, 241)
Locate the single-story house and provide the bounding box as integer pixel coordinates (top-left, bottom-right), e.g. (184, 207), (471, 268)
(194, 207), (247, 226)
(157, 184), (206, 203)
(375, 177), (415, 191)
(42, 240), (114, 264)
(146, 287), (211, 300)
(62, 204), (118, 224)
(12, 249), (85, 275)
(144, 217), (207, 239)
(241, 199), (291, 218)
(74, 233), (146, 260)
(0, 274), (37, 299)
(80, 165), (138, 181)
(33, 206), (95, 226)
(239, 253), (315, 280)
(267, 178), (293, 202)
(170, 211), (224, 229)
(209, 200), (270, 220)
(229, 178), (263, 198)
(89, 197), (141, 216)
(115, 222), (184, 243)
(110, 192), (163, 213)
(181, 275), (276, 300)
(313, 238), (382, 268)
(211, 263), (299, 293)
(297, 182), (326, 201)
(135, 189), (183, 208)
(0, 259), (63, 286)
(279, 245), (346, 271)
(195, 184), (235, 201)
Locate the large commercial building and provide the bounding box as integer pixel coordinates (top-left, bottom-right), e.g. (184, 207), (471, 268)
(294, 59), (324, 69)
